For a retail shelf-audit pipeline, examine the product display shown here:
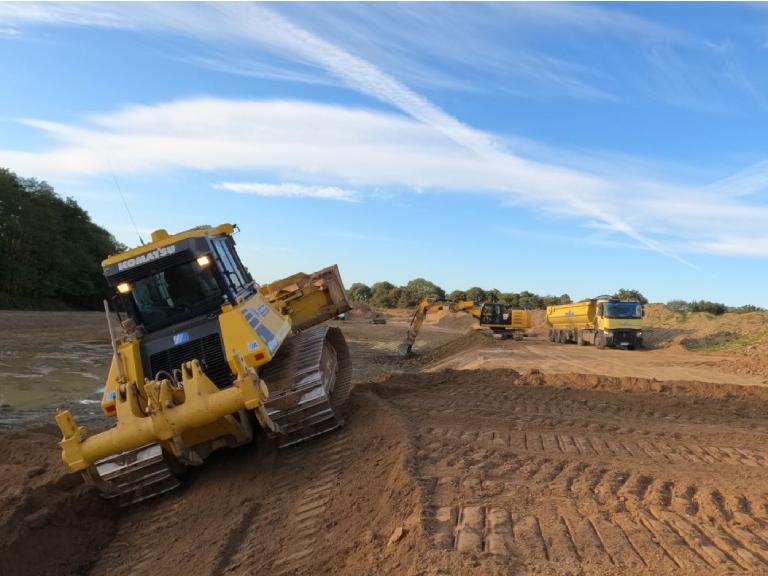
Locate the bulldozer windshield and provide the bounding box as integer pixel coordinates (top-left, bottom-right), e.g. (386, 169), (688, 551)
(129, 259), (222, 331)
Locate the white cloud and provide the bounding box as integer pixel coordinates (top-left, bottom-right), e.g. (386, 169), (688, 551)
(2, 3), (768, 261)
(214, 181), (360, 203)
(3, 96), (768, 259)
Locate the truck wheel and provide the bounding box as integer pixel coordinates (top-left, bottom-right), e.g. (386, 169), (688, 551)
(548, 330), (556, 342)
(596, 333), (606, 349)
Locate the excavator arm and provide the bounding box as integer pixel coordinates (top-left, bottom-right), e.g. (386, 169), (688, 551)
(396, 298), (445, 357)
(396, 298), (479, 356)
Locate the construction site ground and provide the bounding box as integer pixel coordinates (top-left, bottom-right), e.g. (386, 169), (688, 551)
(4, 309), (768, 575)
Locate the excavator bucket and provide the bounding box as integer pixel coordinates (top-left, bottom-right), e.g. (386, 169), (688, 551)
(259, 265), (351, 331)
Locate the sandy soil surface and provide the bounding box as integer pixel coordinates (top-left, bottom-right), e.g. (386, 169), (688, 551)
(4, 309), (768, 575)
(426, 334), (768, 388)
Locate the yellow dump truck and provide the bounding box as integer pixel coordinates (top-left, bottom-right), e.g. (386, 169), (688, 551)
(546, 296), (643, 349)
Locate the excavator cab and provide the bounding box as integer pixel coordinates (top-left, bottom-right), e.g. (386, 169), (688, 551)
(479, 303), (529, 340)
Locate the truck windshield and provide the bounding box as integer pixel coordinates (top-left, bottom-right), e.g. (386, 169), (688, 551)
(604, 302), (642, 319)
(129, 260), (222, 331)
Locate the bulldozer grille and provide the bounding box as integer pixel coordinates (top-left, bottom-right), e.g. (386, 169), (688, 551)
(148, 333), (233, 389)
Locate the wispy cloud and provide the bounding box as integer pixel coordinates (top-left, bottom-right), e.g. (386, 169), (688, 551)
(0, 27), (21, 38)
(214, 181), (360, 203)
(3, 96), (768, 259)
(2, 2), (768, 262)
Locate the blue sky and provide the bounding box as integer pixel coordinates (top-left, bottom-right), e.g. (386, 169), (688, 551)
(2, 3), (768, 305)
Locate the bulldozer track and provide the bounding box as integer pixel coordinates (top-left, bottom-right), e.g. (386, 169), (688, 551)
(268, 436), (349, 575)
(391, 382), (768, 431)
(213, 431), (350, 576)
(398, 377), (768, 574)
(262, 325), (352, 447)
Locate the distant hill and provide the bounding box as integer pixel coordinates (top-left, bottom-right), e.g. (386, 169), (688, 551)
(0, 168), (125, 310)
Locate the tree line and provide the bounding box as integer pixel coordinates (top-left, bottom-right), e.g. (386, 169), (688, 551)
(348, 279), (574, 309)
(666, 300), (764, 316)
(0, 168), (125, 310)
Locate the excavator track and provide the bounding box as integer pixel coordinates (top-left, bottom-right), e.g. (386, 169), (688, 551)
(261, 325), (352, 447)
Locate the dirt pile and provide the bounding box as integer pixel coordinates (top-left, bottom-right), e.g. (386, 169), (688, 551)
(526, 309), (548, 336)
(417, 330), (490, 367)
(0, 427), (116, 576)
(346, 303), (377, 320)
(643, 304), (768, 354)
(431, 311), (476, 331)
(516, 368), (768, 403)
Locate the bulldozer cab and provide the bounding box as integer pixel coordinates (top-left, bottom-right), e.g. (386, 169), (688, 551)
(102, 225), (252, 333)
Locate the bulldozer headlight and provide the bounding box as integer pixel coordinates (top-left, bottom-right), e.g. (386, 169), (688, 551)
(196, 255), (211, 268)
(117, 282), (132, 294)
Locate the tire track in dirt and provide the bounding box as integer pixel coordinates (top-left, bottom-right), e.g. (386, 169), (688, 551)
(383, 373), (768, 574)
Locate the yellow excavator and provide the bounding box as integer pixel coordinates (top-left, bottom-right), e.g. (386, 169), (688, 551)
(55, 224), (352, 505)
(396, 297), (530, 356)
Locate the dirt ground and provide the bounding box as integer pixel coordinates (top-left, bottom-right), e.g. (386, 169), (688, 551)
(4, 310), (768, 575)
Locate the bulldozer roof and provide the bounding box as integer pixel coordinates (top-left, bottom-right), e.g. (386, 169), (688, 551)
(102, 223), (235, 268)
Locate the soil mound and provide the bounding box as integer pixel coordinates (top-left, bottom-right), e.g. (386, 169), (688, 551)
(643, 304), (768, 356)
(346, 303), (377, 320)
(526, 309), (548, 336)
(432, 311), (476, 331)
(417, 330), (490, 366)
(0, 428), (116, 576)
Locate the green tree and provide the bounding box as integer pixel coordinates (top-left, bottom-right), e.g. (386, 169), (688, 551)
(465, 286), (486, 303)
(403, 278), (445, 304)
(666, 300), (689, 313)
(729, 304), (765, 313)
(688, 300), (727, 315)
(542, 294), (572, 307)
(369, 281), (396, 307)
(447, 289), (467, 301)
(348, 282), (372, 303)
(498, 292), (520, 306)
(614, 288), (648, 304)
(0, 169), (124, 310)
(518, 291), (543, 309)
(485, 289), (501, 303)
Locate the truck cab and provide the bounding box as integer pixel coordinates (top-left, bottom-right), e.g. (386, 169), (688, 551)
(595, 298), (644, 349)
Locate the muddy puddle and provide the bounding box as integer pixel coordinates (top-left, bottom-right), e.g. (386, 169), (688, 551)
(0, 311), (111, 419)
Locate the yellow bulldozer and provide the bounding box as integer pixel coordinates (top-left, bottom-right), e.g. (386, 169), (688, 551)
(55, 224), (352, 505)
(397, 297), (530, 356)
